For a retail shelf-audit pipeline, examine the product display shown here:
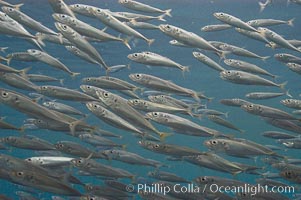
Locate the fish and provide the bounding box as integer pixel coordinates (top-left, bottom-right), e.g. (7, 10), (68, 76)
(274, 53), (301, 64)
(220, 70), (287, 88)
(286, 62), (301, 75)
(86, 101), (146, 136)
(2, 6), (57, 35)
(241, 103), (300, 120)
(129, 73), (204, 101)
(1, 135), (55, 150)
(147, 170), (190, 183)
(219, 44), (270, 60)
(25, 156), (74, 168)
(281, 99), (301, 109)
(235, 27), (271, 44)
(245, 91), (291, 100)
(125, 21), (159, 30)
(201, 24), (232, 32)
(0, 63), (30, 74)
(38, 85), (97, 102)
(65, 46), (99, 65)
(0, 71), (39, 91)
(267, 39), (301, 49)
(128, 51), (189, 73)
(96, 90), (169, 139)
(48, 0), (75, 18)
(213, 12), (259, 32)
(27, 49), (80, 77)
(54, 141), (104, 159)
(43, 101), (87, 116)
(145, 112), (224, 137)
(79, 133), (124, 148)
(35, 32), (71, 45)
(102, 149), (164, 167)
(52, 13), (130, 49)
(82, 76), (140, 92)
(27, 74), (63, 84)
(262, 131), (298, 139)
(71, 157), (135, 179)
(278, 138), (301, 149)
(118, 0), (172, 17)
(138, 140), (203, 157)
(219, 98), (252, 107)
(194, 176), (246, 187)
(183, 153), (244, 175)
(128, 99), (197, 117)
(90, 8), (154, 45)
(9, 170), (82, 196)
(207, 115), (244, 133)
(247, 18), (295, 27)
(169, 39), (191, 48)
(263, 117), (301, 134)
(204, 138), (283, 158)
(192, 51), (225, 72)
(258, 27), (301, 53)
(159, 24), (225, 57)
(224, 59), (276, 77)
(54, 23), (110, 72)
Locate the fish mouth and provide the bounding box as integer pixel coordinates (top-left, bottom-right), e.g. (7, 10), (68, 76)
(219, 71), (227, 79)
(128, 74), (135, 80)
(86, 103), (93, 110)
(203, 140), (211, 147)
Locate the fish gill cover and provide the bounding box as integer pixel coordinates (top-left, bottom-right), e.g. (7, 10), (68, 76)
(0, 0), (300, 199)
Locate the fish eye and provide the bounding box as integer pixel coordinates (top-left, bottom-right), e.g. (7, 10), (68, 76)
(104, 92), (109, 98)
(8, 8), (13, 12)
(93, 104), (97, 108)
(76, 4), (79, 7)
(27, 158), (31, 161)
(86, 86), (91, 89)
(248, 104), (253, 108)
(154, 144), (160, 148)
(58, 143), (64, 148)
(86, 78), (91, 81)
(134, 100), (139, 103)
(135, 74), (141, 79)
(227, 71), (231, 74)
(153, 112), (158, 116)
(133, 53), (138, 57)
(1, 92), (8, 98)
(285, 171), (292, 177)
(279, 54), (283, 57)
(17, 172), (23, 176)
(62, 15), (65, 18)
(211, 140), (217, 144)
(42, 86), (47, 90)
(124, 0), (128, 2)
(77, 159), (82, 164)
(63, 25), (67, 29)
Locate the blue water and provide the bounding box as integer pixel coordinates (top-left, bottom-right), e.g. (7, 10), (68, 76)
(0, 0), (301, 199)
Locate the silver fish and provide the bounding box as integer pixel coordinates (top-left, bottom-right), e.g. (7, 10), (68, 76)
(258, 27), (301, 53)
(246, 91), (291, 100)
(220, 98), (251, 107)
(91, 8), (154, 45)
(286, 62), (301, 75)
(2, 136), (55, 150)
(281, 99), (301, 109)
(241, 103), (299, 120)
(54, 23), (109, 71)
(2, 6), (57, 35)
(128, 51), (189, 72)
(27, 49), (79, 77)
(274, 53), (301, 64)
(207, 115), (244, 133)
(247, 18), (294, 27)
(52, 13), (130, 49)
(219, 44), (269, 60)
(220, 70), (286, 88)
(0, 72), (39, 91)
(48, 0), (75, 18)
(148, 170), (189, 183)
(118, 0), (172, 17)
(43, 101), (86, 116)
(201, 24), (232, 32)
(213, 12), (258, 32)
(262, 131), (297, 139)
(65, 46), (98, 65)
(192, 51), (225, 72)
(38, 85), (97, 102)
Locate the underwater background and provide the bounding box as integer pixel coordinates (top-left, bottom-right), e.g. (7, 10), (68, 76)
(0, 0), (301, 199)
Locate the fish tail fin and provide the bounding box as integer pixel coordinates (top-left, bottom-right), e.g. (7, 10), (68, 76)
(261, 56), (270, 61)
(14, 3), (24, 10)
(224, 112), (229, 118)
(258, 1), (266, 12)
(165, 9), (172, 17)
(268, 42), (277, 49)
(239, 129), (246, 134)
(217, 50), (228, 60)
(127, 64), (131, 70)
(147, 39), (155, 46)
(6, 55), (12, 66)
(122, 38), (131, 50)
(159, 132), (173, 141)
(71, 72), (80, 78)
(182, 65), (190, 73)
(286, 89), (292, 98)
(157, 14), (167, 21)
(0, 47), (8, 53)
(191, 92), (201, 102)
(279, 81), (288, 90)
(19, 66), (32, 76)
(59, 79), (65, 86)
(272, 74), (280, 80)
(35, 35), (45, 47)
(287, 18), (295, 27)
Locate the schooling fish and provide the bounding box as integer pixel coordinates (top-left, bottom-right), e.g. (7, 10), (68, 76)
(118, 0), (172, 17)
(220, 70), (287, 88)
(245, 91), (291, 100)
